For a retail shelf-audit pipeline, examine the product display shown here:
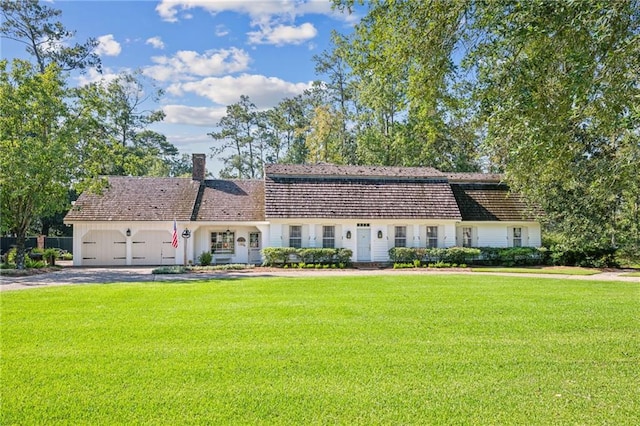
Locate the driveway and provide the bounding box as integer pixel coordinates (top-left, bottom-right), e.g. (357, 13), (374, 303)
(1, 264), (638, 291)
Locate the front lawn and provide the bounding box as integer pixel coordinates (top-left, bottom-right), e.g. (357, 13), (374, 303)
(2, 275), (638, 424)
(470, 266), (600, 275)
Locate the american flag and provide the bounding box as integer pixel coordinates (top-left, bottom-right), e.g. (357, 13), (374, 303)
(171, 220), (179, 248)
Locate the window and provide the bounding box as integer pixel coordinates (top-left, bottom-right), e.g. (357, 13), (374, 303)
(289, 225), (302, 248)
(394, 226), (407, 247)
(426, 226), (438, 248)
(513, 227), (522, 247)
(462, 227), (473, 247)
(322, 226), (335, 248)
(211, 231), (235, 254)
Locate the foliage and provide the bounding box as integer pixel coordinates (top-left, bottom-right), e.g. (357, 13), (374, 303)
(2, 276), (638, 424)
(389, 247), (481, 266)
(0, 0), (101, 73)
(71, 71), (172, 178)
(151, 266), (187, 275)
(330, 0), (640, 257)
(197, 251), (212, 266)
(262, 247), (352, 267)
(0, 60), (74, 268)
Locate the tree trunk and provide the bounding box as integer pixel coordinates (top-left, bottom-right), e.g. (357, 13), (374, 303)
(15, 232), (26, 270)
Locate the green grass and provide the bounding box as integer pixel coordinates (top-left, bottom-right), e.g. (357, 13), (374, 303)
(471, 266), (600, 275)
(2, 275), (638, 424)
(621, 271), (640, 277)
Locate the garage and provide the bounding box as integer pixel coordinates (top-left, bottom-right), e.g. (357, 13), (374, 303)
(81, 230), (126, 266)
(131, 231), (176, 266)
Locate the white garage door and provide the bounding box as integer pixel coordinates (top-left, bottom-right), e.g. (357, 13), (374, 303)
(131, 231), (176, 265)
(81, 230), (126, 266)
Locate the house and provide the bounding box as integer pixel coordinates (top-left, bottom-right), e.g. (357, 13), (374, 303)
(64, 155), (540, 266)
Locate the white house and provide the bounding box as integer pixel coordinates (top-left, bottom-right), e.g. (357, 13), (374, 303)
(64, 155), (541, 266)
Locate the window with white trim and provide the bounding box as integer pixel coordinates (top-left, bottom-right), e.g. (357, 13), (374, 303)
(211, 231), (235, 254)
(322, 226), (335, 248)
(426, 226), (438, 248)
(289, 225), (302, 248)
(394, 226), (407, 247)
(462, 227), (473, 247)
(513, 227), (522, 247)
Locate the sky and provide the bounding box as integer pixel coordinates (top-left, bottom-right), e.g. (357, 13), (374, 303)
(2, 0), (361, 175)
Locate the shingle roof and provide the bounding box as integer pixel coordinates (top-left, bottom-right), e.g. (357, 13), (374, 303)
(451, 183), (536, 221)
(194, 180), (265, 221)
(65, 176), (200, 221)
(265, 164), (460, 219)
(65, 165), (537, 224)
(446, 172), (504, 183)
(266, 163), (445, 179)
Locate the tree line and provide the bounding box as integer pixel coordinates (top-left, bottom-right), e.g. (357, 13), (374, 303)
(210, 0), (639, 260)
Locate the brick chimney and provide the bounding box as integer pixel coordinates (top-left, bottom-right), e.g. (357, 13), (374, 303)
(192, 153), (206, 181)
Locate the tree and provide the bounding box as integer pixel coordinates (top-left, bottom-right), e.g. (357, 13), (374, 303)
(334, 0), (640, 257)
(0, 60), (73, 268)
(472, 0), (640, 252)
(1, 0), (100, 73)
(209, 95), (261, 179)
(72, 71), (167, 176)
(313, 32), (357, 163)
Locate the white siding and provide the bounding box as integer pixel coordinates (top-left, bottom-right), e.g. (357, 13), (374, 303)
(460, 222), (541, 248)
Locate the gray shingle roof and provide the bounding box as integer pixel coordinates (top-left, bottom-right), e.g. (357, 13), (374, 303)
(65, 165), (537, 223)
(194, 180), (265, 221)
(446, 172), (504, 183)
(265, 164), (461, 220)
(65, 176), (200, 221)
(266, 163), (445, 179)
(451, 183), (536, 221)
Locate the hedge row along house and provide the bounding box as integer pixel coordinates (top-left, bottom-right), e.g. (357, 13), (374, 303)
(64, 154), (541, 266)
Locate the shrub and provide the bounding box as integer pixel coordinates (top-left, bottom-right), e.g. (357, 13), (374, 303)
(198, 251), (212, 266)
(546, 244), (619, 268)
(43, 248), (59, 266)
(152, 266), (187, 274)
(262, 248), (352, 267)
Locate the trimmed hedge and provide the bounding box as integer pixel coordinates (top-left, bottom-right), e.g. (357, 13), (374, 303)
(262, 248), (353, 267)
(389, 246), (544, 267)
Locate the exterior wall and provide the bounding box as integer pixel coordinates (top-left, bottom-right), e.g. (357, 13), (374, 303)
(455, 222), (541, 248)
(70, 221), (188, 267)
(69, 221), (269, 266)
(70, 219), (542, 266)
(270, 219), (459, 263)
(191, 223), (270, 265)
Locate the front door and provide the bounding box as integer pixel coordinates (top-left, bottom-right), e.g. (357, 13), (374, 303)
(357, 228), (371, 262)
(249, 232), (262, 264)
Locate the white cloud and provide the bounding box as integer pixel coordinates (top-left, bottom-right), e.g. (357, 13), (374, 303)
(167, 74), (312, 108)
(143, 47), (251, 82)
(156, 0), (318, 22)
(146, 36), (165, 50)
(162, 104), (228, 126)
(215, 24), (229, 37)
(76, 68), (122, 87)
(155, 0), (347, 45)
(95, 34), (121, 56)
(247, 22), (317, 46)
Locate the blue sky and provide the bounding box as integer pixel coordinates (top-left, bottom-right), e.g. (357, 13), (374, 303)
(3, 0), (360, 174)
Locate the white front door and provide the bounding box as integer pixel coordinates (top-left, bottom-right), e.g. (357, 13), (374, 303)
(357, 228), (371, 262)
(249, 232), (262, 264)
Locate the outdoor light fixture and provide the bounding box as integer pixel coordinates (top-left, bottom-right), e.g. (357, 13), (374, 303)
(378, 230), (383, 239)
(346, 230), (352, 239)
(126, 228), (131, 237)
